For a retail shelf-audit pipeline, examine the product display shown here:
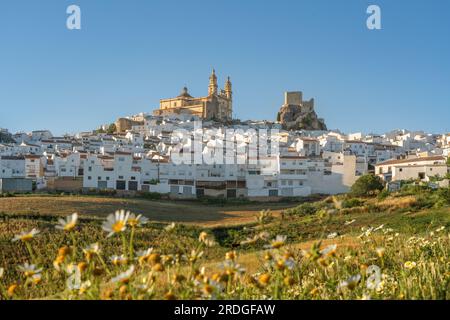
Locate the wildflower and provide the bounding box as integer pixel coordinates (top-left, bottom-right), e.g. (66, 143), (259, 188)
(264, 252), (273, 261)
(102, 210), (131, 237)
(78, 262), (88, 273)
(327, 232), (338, 239)
(79, 280), (92, 295)
(343, 255), (352, 262)
(221, 260), (246, 278)
(136, 248), (154, 264)
(172, 274), (186, 284)
(0, 267), (4, 279)
(283, 276), (295, 287)
(110, 255), (128, 266)
(55, 213), (78, 232)
(58, 246), (71, 257)
(83, 243), (101, 261)
(7, 284), (18, 297)
(188, 249), (204, 263)
(276, 256), (295, 270)
(338, 274), (361, 291)
(320, 244), (337, 257)
(360, 264), (368, 273)
(404, 261), (417, 270)
(198, 231), (216, 247)
(164, 222), (176, 232)
(436, 226), (445, 233)
(241, 231), (270, 245)
(17, 263), (42, 278)
(310, 287), (319, 296)
(127, 213), (148, 228)
(376, 247), (385, 258)
(164, 291), (177, 300)
(225, 251), (237, 261)
(202, 284), (215, 297)
(111, 265), (135, 284)
(258, 273), (271, 286)
(152, 263), (165, 272)
(53, 254), (66, 271)
(266, 235), (287, 249)
(148, 253), (161, 265)
(374, 224), (384, 232)
(198, 231), (208, 242)
(12, 228), (40, 242)
(345, 219), (356, 226)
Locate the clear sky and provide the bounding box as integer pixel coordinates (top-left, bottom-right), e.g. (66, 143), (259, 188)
(1, 0), (449, 135)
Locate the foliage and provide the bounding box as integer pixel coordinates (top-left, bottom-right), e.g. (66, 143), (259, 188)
(341, 198), (365, 209)
(107, 123), (117, 134)
(350, 175), (384, 197)
(0, 207), (448, 300)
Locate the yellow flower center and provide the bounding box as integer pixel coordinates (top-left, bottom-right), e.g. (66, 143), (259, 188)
(64, 222), (76, 232)
(21, 234), (33, 242)
(112, 221), (125, 233)
(128, 219), (138, 227)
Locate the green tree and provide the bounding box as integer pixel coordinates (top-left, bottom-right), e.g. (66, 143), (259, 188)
(107, 123), (117, 134)
(350, 174), (384, 197)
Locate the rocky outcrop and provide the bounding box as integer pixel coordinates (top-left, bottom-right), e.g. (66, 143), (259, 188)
(277, 91), (327, 131)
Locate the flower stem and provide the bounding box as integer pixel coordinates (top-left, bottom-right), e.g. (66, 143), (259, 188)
(129, 227), (135, 261)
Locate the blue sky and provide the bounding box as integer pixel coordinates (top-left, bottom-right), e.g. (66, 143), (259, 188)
(0, 0), (449, 135)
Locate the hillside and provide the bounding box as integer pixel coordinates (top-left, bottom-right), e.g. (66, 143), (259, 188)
(0, 186), (449, 300)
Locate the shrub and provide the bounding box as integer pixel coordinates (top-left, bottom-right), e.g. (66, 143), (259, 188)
(350, 174), (384, 197)
(341, 198), (364, 209)
(139, 192), (162, 200)
(285, 202), (323, 216)
(377, 189), (390, 200)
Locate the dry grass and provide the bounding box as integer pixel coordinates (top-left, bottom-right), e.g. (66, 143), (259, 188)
(0, 195), (295, 227)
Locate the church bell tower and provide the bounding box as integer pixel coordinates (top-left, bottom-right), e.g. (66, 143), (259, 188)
(208, 69), (218, 96)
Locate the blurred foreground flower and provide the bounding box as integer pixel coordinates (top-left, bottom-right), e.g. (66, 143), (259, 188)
(102, 210), (131, 237)
(55, 213), (78, 232)
(12, 228), (40, 242)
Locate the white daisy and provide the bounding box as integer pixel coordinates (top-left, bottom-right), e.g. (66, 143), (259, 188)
(127, 213), (149, 228)
(111, 265), (135, 284)
(338, 274), (361, 290)
(102, 210), (131, 237)
(55, 213), (78, 232)
(17, 263), (43, 278)
(12, 228), (40, 242)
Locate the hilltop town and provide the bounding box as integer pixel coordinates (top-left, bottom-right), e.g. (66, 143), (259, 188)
(1, 71), (449, 198)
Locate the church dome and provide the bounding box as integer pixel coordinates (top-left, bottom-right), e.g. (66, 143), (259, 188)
(178, 87), (192, 98)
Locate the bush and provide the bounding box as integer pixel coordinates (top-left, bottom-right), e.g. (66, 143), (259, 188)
(139, 192), (162, 200)
(341, 198), (364, 208)
(350, 174), (384, 197)
(285, 202), (322, 216)
(377, 189), (390, 200)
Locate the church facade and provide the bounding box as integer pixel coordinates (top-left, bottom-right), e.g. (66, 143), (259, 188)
(153, 70), (232, 122)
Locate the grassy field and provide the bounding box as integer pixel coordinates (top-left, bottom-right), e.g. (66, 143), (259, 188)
(0, 189), (449, 300)
(0, 195), (297, 227)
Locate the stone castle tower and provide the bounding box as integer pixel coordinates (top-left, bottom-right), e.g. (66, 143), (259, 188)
(153, 69), (233, 122)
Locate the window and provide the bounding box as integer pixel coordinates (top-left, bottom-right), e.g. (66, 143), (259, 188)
(88, 176), (92, 180)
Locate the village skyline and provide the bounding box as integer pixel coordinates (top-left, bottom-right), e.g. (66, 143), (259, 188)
(1, 1), (450, 134)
